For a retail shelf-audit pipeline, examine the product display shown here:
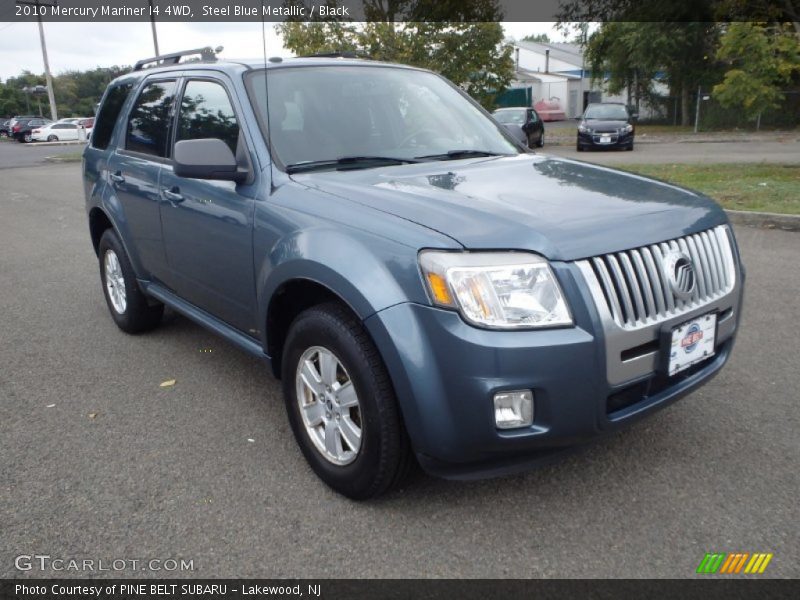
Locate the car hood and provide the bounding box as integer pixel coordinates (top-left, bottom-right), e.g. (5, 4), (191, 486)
(581, 119), (629, 131)
(292, 154), (726, 261)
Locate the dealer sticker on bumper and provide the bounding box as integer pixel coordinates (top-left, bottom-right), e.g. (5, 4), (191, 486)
(668, 313), (717, 375)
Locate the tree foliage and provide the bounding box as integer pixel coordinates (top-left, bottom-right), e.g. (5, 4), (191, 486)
(277, 1), (514, 108)
(521, 33), (551, 43)
(1, 66), (127, 118)
(713, 22), (800, 121)
(583, 22), (719, 125)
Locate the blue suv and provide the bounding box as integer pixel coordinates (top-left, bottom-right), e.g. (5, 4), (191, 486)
(83, 49), (744, 499)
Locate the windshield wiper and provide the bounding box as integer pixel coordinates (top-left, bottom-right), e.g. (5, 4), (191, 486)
(285, 155), (420, 174)
(414, 149), (509, 161)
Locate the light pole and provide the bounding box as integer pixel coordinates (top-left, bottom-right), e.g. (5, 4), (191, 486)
(148, 0), (160, 56)
(16, 0), (58, 121)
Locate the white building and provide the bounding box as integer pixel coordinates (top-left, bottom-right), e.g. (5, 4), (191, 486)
(502, 41), (661, 120)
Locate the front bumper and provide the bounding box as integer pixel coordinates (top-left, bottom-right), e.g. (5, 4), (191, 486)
(578, 130), (634, 148)
(364, 260), (742, 480)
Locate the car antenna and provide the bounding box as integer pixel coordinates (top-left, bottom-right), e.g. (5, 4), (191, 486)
(260, 0), (275, 192)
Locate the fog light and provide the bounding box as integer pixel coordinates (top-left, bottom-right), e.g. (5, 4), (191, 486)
(493, 390), (534, 429)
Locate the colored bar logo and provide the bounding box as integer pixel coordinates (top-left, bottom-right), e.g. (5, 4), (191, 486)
(696, 552), (773, 574)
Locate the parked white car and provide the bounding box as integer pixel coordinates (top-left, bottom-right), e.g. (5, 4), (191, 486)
(31, 121), (80, 142)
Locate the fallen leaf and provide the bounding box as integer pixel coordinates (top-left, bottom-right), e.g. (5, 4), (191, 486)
(160, 379), (176, 388)
(88, 412), (98, 419)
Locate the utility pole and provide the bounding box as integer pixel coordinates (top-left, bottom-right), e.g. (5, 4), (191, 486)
(693, 85), (701, 133)
(17, 0), (58, 121)
(148, 0), (160, 56)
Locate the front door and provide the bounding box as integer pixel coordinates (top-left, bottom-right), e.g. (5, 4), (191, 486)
(158, 76), (258, 334)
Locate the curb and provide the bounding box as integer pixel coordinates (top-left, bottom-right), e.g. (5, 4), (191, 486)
(44, 156), (82, 163)
(726, 209), (800, 232)
(25, 141), (86, 147)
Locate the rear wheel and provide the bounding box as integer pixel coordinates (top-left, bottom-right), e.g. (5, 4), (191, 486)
(47, 135), (58, 142)
(97, 229), (163, 333)
(282, 302), (412, 500)
(22, 133), (32, 143)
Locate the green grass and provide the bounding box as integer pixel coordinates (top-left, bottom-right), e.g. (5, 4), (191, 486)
(615, 163), (800, 215)
(45, 152), (83, 163)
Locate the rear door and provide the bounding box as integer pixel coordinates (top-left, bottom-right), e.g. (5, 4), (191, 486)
(105, 78), (178, 281)
(158, 74), (258, 334)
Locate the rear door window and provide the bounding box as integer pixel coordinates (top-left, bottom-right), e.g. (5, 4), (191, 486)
(126, 80), (177, 158)
(92, 82), (133, 150)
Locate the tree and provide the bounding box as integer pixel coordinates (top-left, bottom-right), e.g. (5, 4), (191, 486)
(521, 33), (551, 43)
(586, 22), (720, 124)
(277, 1), (514, 108)
(713, 22), (800, 128)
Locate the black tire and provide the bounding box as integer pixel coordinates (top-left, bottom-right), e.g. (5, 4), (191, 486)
(626, 141), (634, 151)
(282, 302), (413, 500)
(97, 228), (163, 333)
(47, 135), (58, 142)
(576, 143), (584, 152)
(22, 133), (32, 143)
(537, 132), (544, 148)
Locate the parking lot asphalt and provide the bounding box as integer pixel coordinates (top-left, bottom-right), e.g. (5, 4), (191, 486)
(1, 163), (798, 578)
(0, 140), (83, 169)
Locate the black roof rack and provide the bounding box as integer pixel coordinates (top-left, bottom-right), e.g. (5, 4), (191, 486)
(133, 46), (222, 71)
(300, 51), (367, 60)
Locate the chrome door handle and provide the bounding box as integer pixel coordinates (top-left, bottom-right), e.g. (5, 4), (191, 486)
(109, 171), (125, 184)
(163, 187), (184, 203)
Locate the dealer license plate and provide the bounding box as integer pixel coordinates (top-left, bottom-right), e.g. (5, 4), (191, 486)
(667, 313), (717, 375)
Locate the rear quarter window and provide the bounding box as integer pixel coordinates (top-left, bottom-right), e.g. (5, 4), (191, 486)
(92, 82), (133, 150)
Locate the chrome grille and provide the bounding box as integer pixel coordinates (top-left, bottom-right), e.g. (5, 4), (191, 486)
(580, 226), (736, 329)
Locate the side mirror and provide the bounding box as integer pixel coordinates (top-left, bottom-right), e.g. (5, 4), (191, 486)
(173, 138), (246, 182)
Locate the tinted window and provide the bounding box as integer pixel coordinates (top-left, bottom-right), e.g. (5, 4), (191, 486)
(92, 83), (133, 150)
(176, 80), (239, 154)
(584, 104), (629, 120)
(494, 110), (526, 125)
(126, 80), (176, 158)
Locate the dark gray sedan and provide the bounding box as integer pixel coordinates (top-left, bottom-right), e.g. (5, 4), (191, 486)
(492, 107), (545, 148)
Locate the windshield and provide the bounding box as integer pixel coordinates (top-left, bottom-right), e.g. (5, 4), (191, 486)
(493, 109), (526, 125)
(584, 104), (629, 120)
(247, 66), (518, 169)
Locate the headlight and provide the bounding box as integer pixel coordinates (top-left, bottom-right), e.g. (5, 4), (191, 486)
(622, 124), (634, 133)
(578, 124), (591, 133)
(419, 251), (573, 329)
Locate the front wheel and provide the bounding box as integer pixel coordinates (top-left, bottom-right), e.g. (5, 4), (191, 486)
(282, 303), (412, 500)
(537, 132), (544, 148)
(97, 229), (163, 333)
(47, 135), (58, 142)
(22, 133), (32, 143)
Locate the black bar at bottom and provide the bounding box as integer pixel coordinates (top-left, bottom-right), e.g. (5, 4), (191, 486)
(1, 579), (798, 600)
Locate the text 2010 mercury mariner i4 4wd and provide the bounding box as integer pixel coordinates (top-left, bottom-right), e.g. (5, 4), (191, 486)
(82, 48), (744, 499)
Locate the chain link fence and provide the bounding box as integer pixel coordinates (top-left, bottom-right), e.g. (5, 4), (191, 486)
(642, 90), (800, 131)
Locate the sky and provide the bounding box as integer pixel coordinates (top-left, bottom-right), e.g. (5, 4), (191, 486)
(0, 21), (567, 82)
